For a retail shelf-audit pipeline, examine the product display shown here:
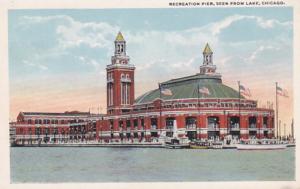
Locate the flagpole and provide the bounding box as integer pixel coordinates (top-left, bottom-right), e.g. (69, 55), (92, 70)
(279, 120), (281, 139)
(275, 82), (278, 139)
(197, 83), (200, 140)
(291, 118), (294, 139)
(238, 81), (241, 127)
(159, 83), (162, 135)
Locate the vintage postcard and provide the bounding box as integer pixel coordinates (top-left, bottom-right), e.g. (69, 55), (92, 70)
(0, 0), (299, 188)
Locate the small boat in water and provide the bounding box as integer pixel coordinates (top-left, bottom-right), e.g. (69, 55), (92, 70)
(165, 138), (190, 149)
(208, 141), (223, 149)
(236, 139), (287, 150)
(189, 141), (209, 149)
(163, 120), (190, 149)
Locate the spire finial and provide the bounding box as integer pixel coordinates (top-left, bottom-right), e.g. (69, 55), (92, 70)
(203, 43), (212, 54)
(115, 31), (125, 41)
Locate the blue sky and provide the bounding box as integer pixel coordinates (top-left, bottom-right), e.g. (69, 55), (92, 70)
(9, 8), (293, 127)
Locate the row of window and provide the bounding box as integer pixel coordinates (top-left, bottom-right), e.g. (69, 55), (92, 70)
(24, 119), (86, 125)
(107, 116), (272, 130)
(17, 124), (96, 135)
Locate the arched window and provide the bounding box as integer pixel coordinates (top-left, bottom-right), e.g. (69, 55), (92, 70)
(120, 44), (124, 52)
(186, 117), (197, 129)
(207, 116), (219, 129)
(117, 44), (121, 53)
(166, 117), (175, 129)
(248, 117), (257, 128)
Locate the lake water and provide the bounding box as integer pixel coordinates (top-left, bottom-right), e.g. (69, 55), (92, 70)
(10, 147), (295, 183)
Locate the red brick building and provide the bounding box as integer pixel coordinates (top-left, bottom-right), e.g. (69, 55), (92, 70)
(12, 111), (102, 144)
(96, 32), (275, 142)
(11, 32), (275, 144)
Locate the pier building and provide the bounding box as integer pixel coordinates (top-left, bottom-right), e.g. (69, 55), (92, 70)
(11, 32), (275, 144)
(96, 32), (275, 142)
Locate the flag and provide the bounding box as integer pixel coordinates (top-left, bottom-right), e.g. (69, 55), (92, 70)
(199, 87), (210, 95)
(160, 86), (172, 96)
(276, 86), (288, 97)
(239, 84), (251, 97)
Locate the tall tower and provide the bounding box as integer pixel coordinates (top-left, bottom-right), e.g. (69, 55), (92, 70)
(106, 32), (135, 115)
(200, 43), (217, 75)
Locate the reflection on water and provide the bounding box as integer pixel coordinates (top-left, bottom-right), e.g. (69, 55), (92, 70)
(10, 147), (295, 182)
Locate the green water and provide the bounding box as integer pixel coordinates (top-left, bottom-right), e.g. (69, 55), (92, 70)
(10, 147), (295, 182)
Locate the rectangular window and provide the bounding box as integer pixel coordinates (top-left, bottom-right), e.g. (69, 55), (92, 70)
(119, 121), (123, 129)
(108, 83), (114, 106)
(54, 128), (58, 134)
(127, 83), (130, 104)
(133, 119), (138, 128)
(126, 120), (131, 128)
(141, 119), (144, 127)
(45, 128), (49, 135)
(121, 82), (124, 104)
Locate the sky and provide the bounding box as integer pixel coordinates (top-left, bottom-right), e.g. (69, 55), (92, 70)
(9, 8), (293, 135)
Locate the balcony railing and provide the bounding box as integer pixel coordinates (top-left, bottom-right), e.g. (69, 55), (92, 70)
(186, 124), (196, 129)
(166, 125), (174, 130)
(208, 124), (219, 131)
(70, 122), (88, 127)
(249, 124), (257, 129)
(230, 124), (240, 130)
(121, 78), (132, 83)
(151, 125), (157, 130)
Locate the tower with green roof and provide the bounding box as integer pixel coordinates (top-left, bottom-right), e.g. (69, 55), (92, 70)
(200, 43), (218, 75)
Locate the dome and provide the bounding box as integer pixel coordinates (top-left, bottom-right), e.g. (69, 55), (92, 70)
(135, 73), (244, 104)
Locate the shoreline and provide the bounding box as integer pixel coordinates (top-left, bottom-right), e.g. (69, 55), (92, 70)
(10, 143), (296, 149)
(11, 143), (164, 148)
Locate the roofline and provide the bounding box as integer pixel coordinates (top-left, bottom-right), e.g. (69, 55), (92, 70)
(134, 97), (254, 106)
(161, 73), (222, 86)
(21, 111), (91, 117)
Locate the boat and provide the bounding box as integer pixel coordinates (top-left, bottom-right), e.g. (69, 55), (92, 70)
(236, 139), (287, 150)
(208, 141), (223, 149)
(164, 120), (190, 149)
(286, 143), (296, 147)
(165, 138), (190, 149)
(189, 140), (209, 149)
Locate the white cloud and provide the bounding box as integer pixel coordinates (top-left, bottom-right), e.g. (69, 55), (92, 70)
(23, 60), (48, 70)
(18, 14), (292, 78)
(171, 57), (196, 68)
(56, 20), (119, 49)
(246, 45), (280, 63)
(77, 56), (103, 71)
(218, 56), (232, 67)
(21, 15), (73, 23)
(210, 14), (292, 36)
(21, 15), (119, 49)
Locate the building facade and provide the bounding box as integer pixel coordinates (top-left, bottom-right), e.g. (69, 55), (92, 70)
(11, 32), (275, 144)
(12, 111), (102, 144)
(96, 32), (275, 142)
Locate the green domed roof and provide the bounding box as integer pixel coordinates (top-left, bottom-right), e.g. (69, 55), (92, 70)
(135, 74), (243, 104)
